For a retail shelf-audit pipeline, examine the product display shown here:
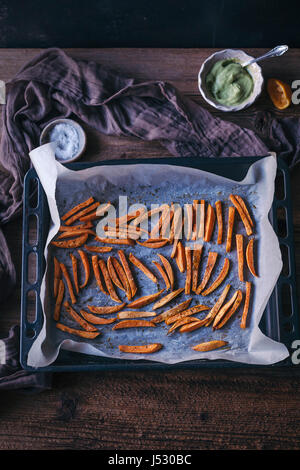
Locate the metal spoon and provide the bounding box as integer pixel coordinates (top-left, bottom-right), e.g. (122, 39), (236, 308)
(242, 45), (289, 68)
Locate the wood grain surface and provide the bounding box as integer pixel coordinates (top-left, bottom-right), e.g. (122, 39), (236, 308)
(1, 48), (300, 451)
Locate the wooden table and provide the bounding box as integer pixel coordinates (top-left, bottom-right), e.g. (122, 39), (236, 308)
(1, 48), (300, 451)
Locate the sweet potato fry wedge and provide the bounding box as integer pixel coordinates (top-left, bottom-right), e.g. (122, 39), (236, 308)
(234, 195), (254, 228)
(229, 195), (253, 236)
(236, 234), (244, 282)
(240, 281), (252, 329)
(152, 298), (192, 324)
(192, 200), (199, 240)
(78, 249), (90, 289)
(150, 204), (170, 238)
(192, 244), (203, 293)
(70, 253), (79, 294)
(170, 206), (183, 257)
(56, 322), (100, 339)
(201, 258), (230, 296)
(98, 258), (122, 303)
(215, 200), (223, 245)
(54, 279), (65, 321)
(60, 262), (76, 304)
(91, 255), (108, 295)
(53, 256), (61, 298)
(117, 311), (156, 319)
(136, 239), (169, 249)
(59, 222), (93, 231)
(64, 202), (101, 226)
(152, 261), (170, 290)
(112, 257), (132, 300)
(126, 290), (164, 309)
(185, 246), (192, 294)
(61, 197), (95, 221)
(185, 204), (193, 241)
(95, 236), (135, 246)
(79, 309), (116, 325)
(110, 209), (144, 226)
(179, 319), (207, 332)
(167, 317), (197, 335)
(161, 205), (174, 239)
(88, 303), (126, 314)
(192, 340), (228, 352)
(57, 229), (96, 239)
(213, 290), (243, 330)
(165, 304), (210, 325)
(118, 343), (162, 354)
(83, 245), (113, 253)
(112, 319), (156, 330)
(196, 252), (218, 294)
(175, 241), (186, 273)
(198, 200), (205, 239)
(51, 233), (88, 248)
(204, 284), (231, 327)
(246, 238), (258, 277)
(212, 290), (239, 329)
(129, 253), (158, 284)
(107, 256), (125, 291)
(64, 300), (97, 332)
(118, 250), (137, 298)
(204, 204), (215, 242)
(157, 254), (174, 290)
(152, 288), (184, 310)
(226, 206), (235, 253)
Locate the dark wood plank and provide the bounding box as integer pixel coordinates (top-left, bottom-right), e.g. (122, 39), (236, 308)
(1, 48), (300, 451)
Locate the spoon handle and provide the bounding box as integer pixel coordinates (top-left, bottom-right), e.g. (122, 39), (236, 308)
(243, 45), (289, 67)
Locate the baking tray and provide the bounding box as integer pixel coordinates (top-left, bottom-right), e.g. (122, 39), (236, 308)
(20, 156), (299, 371)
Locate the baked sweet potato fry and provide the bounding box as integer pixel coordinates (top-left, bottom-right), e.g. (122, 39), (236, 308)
(136, 239), (169, 249)
(196, 252), (218, 294)
(157, 254), (174, 290)
(185, 204), (193, 241)
(57, 229), (96, 239)
(64, 201), (100, 226)
(53, 256), (61, 298)
(229, 195), (253, 236)
(78, 249), (90, 288)
(236, 234), (244, 282)
(107, 256), (125, 291)
(51, 233), (88, 248)
(150, 204), (170, 238)
(201, 258), (230, 296)
(118, 250), (137, 298)
(118, 343), (162, 354)
(215, 200), (223, 245)
(69, 253), (79, 294)
(152, 261), (170, 290)
(204, 284), (231, 327)
(152, 298), (192, 324)
(175, 241), (186, 273)
(88, 303), (126, 314)
(83, 245), (113, 253)
(167, 317), (197, 335)
(246, 238), (258, 277)
(179, 319), (207, 332)
(112, 319), (156, 330)
(117, 311), (156, 319)
(198, 200), (205, 239)
(64, 301), (97, 332)
(98, 258), (122, 303)
(234, 195), (254, 228)
(95, 236), (135, 246)
(152, 288), (184, 310)
(240, 281), (252, 329)
(56, 322), (100, 339)
(79, 309), (116, 325)
(61, 197), (95, 221)
(192, 200), (199, 241)
(165, 304), (209, 325)
(192, 340), (228, 352)
(203, 204), (215, 242)
(226, 206), (235, 253)
(59, 222), (93, 231)
(126, 290), (164, 309)
(192, 244), (203, 293)
(212, 290), (239, 329)
(185, 247), (192, 294)
(129, 253), (158, 284)
(54, 279), (64, 321)
(112, 257), (132, 300)
(213, 290), (243, 330)
(60, 262), (76, 304)
(91, 255), (108, 295)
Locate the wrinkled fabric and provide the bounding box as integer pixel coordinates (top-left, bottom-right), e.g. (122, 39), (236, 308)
(0, 47), (298, 390)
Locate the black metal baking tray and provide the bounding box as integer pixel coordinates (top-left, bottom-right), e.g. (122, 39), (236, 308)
(20, 156), (299, 371)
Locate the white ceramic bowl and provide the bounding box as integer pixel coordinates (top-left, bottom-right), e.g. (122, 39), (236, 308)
(40, 118), (86, 163)
(198, 49), (264, 112)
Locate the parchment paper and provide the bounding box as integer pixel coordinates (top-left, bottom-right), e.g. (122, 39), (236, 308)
(27, 143), (289, 367)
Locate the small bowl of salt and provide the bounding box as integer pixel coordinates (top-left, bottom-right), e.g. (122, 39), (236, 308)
(40, 118), (86, 163)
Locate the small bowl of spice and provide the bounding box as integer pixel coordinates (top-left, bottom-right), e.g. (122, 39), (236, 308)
(40, 118), (86, 163)
(198, 49), (264, 112)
